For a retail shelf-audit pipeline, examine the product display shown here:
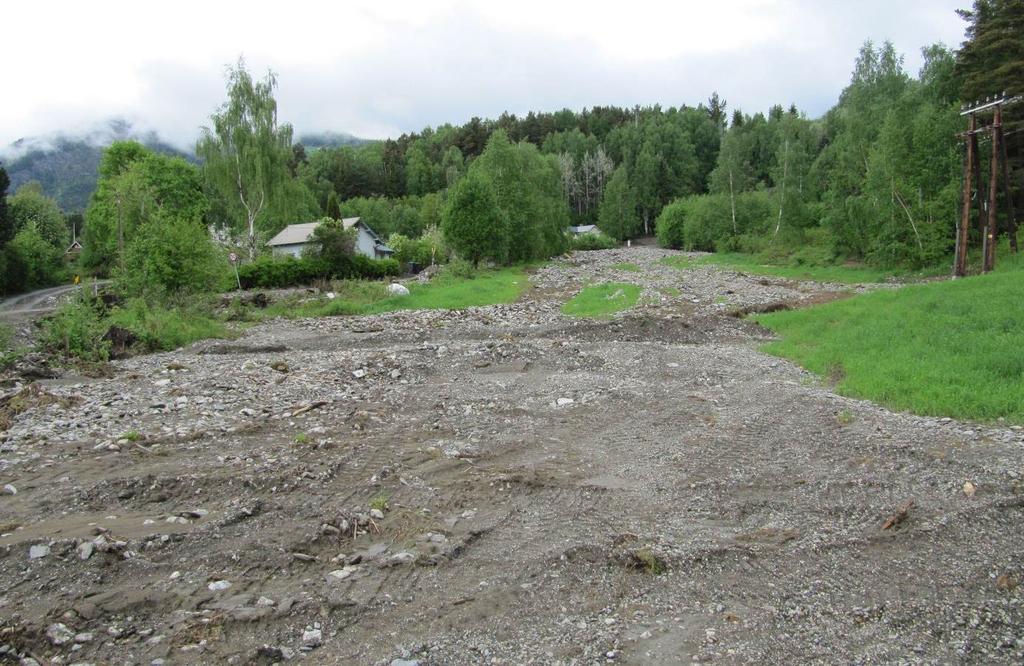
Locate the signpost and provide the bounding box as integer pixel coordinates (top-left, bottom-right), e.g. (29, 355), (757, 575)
(229, 252), (241, 290)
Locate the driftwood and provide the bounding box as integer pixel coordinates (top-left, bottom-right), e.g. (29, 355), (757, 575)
(882, 499), (914, 530)
(290, 401), (328, 418)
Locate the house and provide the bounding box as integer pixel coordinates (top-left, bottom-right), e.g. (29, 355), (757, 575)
(267, 218), (394, 259)
(568, 224), (600, 236)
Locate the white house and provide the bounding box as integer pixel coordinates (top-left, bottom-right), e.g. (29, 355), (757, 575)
(267, 218), (394, 259)
(568, 224), (600, 236)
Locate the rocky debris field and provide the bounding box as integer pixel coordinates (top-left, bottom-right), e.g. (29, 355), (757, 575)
(1, 247), (1023, 665)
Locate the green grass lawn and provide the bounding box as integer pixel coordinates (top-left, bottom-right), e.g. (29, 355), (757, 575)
(562, 283), (641, 318)
(661, 253), (904, 283)
(611, 262), (641, 272)
(269, 267), (531, 318)
(755, 260), (1024, 424)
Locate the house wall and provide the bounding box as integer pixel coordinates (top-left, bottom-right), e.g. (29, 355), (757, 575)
(271, 243), (306, 258)
(354, 227), (377, 259)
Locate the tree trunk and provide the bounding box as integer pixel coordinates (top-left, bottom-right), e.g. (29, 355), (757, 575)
(771, 139), (789, 244)
(728, 168), (737, 234)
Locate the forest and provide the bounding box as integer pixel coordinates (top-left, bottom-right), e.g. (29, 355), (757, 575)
(0, 0), (1021, 298)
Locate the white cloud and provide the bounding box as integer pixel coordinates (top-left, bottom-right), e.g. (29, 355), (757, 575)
(1, 0), (967, 149)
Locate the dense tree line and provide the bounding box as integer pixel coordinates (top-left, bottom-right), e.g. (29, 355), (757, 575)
(6, 4), (1020, 298)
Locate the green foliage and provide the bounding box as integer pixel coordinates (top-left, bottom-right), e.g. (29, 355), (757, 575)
(611, 262), (641, 272)
(0, 166), (13, 247)
(236, 254), (400, 289)
(562, 283), (641, 318)
(306, 217), (357, 266)
(196, 59), (309, 259)
(7, 183), (69, 248)
(268, 266), (529, 318)
(40, 295), (110, 362)
(656, 191), (773, 251)
(442, 170), (508, 266)
(755, 258), (1024, 423)
(388, 233), (435, 266)
(118, 211), (223, 296)
(598, 165), (639, 240)
(337, 195), (428, 238)
(81, 142), (208, 272)
(568, 232), (619, 251)
(469, 130), (570, 263)
(106, 298), (229, 352)
(5, 224), (66, 291)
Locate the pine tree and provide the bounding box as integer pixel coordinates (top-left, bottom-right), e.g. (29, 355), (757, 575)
(326, 191), (342, 220)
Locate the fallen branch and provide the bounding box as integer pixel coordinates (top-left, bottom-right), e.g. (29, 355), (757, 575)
(290, 401), (328, 418)
(882, 499), (914, 530)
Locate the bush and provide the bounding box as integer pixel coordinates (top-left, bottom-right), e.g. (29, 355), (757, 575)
(656, 191), (774, 252)
(118, 212), (223, 297)
(568, 232), (619, 251)
(5, 225), (65, 291)
(237, 254), (400, 289)
(388, 233), (434, 267)
(40, 295), (110, 362)
(107, 298), (228, 352)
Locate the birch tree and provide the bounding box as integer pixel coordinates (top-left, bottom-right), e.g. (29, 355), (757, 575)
(197, 59), (294, 260)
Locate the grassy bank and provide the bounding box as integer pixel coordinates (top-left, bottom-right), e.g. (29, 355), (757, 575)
(260, 266), (532, 319)
(660, 253), (912, 284)
(754, 254), (1024, 423)
(562, 283), (641, 318)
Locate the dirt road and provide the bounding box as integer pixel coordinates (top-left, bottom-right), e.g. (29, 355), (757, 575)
(1, 248), (1022, 664)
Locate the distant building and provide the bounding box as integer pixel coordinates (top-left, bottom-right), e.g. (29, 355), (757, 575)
(64, 239), (83, 261)
(568, 224), (600, 236)
(268, 218), (394, 259)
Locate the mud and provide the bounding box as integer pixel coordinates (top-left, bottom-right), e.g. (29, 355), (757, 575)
(1, 248), (1022, 665)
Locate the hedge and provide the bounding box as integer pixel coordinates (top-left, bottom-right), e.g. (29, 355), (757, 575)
(237, 254), (401, 289)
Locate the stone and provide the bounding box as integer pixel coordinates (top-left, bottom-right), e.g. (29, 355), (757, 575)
(46, 622), (74, 645)
(382, 551), (416, 567)
(74, 632), (94, 643)
(208, 580), (232, 592)
(391, 660), (422, 666)
(3, 483), (16, 495)
(29, 544), (50, 559)
(555, 397), (575, 407)
(77, 541), (95, 560)
(388, 283), (411, 296)
(301, 628), (322, 647)
(369, 508), (385, 520)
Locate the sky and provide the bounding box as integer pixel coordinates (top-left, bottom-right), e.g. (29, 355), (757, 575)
(2, 0), (969, 150)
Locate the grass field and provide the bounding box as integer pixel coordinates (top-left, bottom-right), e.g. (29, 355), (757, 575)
(562, 283), (641, 318)
(267, 267), (531, 318)
(660, 253), (906, 284)
(755, 253), (1024, 424)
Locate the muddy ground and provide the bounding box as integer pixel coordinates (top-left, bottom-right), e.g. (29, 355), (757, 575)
(1, 248), (1023, 665)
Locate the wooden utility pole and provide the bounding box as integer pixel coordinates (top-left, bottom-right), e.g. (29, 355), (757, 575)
(954, 92), (1021, 277)
(955, 113), (975, 277)
(983, 105), (1001, 272)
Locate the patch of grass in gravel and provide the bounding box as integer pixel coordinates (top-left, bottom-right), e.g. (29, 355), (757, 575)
(283, 267), (531, 317)
(562, 283), (641, 318)
(755, 264), (1024, 424)
(611, 262), (641, 272)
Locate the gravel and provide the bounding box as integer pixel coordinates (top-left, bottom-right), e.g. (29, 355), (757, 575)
(0, 247), (1021, 664)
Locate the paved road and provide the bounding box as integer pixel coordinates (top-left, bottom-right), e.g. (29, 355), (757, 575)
(0, 283), (103, 318)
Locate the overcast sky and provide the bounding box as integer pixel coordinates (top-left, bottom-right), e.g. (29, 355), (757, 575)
(3, 0), (968, 150)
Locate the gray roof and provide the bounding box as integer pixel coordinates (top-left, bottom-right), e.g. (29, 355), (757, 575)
(268, 218), (363, 246)
(569, 224), (599, 234)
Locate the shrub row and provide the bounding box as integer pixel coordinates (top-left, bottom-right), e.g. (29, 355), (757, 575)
(568, 232), (619, 251)
(237, 254), (400, 289)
